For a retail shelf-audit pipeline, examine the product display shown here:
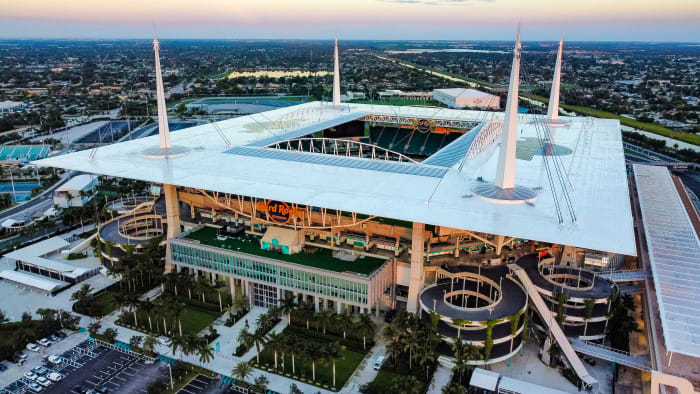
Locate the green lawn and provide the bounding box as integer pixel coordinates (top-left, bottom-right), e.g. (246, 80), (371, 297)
(93, 291), (118, 316)
(185, 226), (387, 276)
(120, 304), (221, 337)
(251, 329), (367, 391)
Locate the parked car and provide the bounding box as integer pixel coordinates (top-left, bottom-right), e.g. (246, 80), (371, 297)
(31, 366), (49, 375)
(48, 335), (59, 342)
(0, 363), (7, 372)
(26, 343), (41, 352)
(27, 382), (43, 393)
(94, 387), (110, 393)
(11, 355), (26, 365)
(37, 338), (52, 347)
(24, 371), (38, 381)
(55, 331), (67, 339)
(48, 355), (65, 365)
(47, 372), (64, 382)
(36, 377), (51, 387)
(73, 385), (89, 393)
(14, 351), (28, 360)
(373, 356), (385, 371)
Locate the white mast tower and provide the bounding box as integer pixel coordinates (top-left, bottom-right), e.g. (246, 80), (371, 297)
(472, 24), (537, 204)
(154, 38), (172, 150)
(332, 37), (341, 107)
(544, 35), (569, 127)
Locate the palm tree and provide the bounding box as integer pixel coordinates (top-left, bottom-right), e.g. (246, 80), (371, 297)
(297, 300), (314, 330)
(70, 283), (93, 304)
(382, 323), (402, 368)
(198, 342), (215, 365)
(213, 279), (226, 312)
(305, 342), (324, 382)
(169, 299), (186, 337)
(417, 341), (436, 381)
(183, 334), (201, 358)
(354, 313), (376, 350)
(232, 361), (254, 387)
(265, 332), (284, 370)
(194, 276), (210, 304)
(142, 334), (161, 356)
(451, 337), (481, 384)
(126, 294), (140, 327)
(283, 334), (301, 375)
(168, 335), (186, 360)
(153, 298), (169, 334)
(232, 294), (250, 315)
(315, 309), (334, 334)
(237, 327), (254, 354)
(256, 313), (274, 333)
(279, 295), (296, 325)
(583, 298), (595, 337)
(324, 341), (343, 387)
(250, 327), (267, 364)
(390, 375), (422, 394)
(402, 327), (420, 370)
(335, 311), (353, 339)
(140, 298), (156, 332)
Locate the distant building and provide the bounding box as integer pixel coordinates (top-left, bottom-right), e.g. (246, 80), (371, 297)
(432, 88), (500, 109)
(376, 90), (432, 102)
(0, 100), (25, 113)
(54, 175), (98, 208)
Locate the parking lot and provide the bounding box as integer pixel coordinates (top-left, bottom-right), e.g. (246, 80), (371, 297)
(2, 340), (170, 394)
(176, 374), (253, 394)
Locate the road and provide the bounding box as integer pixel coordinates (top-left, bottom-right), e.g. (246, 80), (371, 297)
(0, 171), (72, 222)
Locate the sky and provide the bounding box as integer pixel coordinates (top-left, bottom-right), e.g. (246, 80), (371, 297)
(1, 0), (699, 42)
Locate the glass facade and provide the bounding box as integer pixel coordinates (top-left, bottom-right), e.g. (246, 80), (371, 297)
(170, 241), (370, 305)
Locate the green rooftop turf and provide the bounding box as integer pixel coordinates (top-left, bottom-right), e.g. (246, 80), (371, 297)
(184, 226), (387, 276)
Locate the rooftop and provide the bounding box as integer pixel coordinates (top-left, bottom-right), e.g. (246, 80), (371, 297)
(633, 164), (700, 358)
(433, 88), (496, 98)
(183, 226), (387, 276)
(34, 102), (636, 256)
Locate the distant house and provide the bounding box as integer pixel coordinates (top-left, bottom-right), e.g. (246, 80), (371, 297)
(53, 175), (98, 208)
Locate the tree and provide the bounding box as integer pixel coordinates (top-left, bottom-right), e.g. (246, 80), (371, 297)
(232, 361), (254, 387)
(381, 323), (402, 368)
(129, 335), (143, 349)
(354, 313), (376, 350)
(142, 334), (161, 356)
(335, 311), (353, 339)
(0, 309), (8, 325)
(583, 298), (595, 337)
(390, 375), (422, 394)
(296, 300), (314, 330)
(283, 334), (302, 375)
(451, 318), (470, 339)
(103, 328), (118, 343)
(265, 332), (284, 370)
(250, 326), (268, 364)
(279, 295), (296, 325)
(253, 375), (269, 393)
(198, 342), (215, 365)
(232, 294), (250, 315)
(325, 341), (343, 387)
(452, 337), (481, 385)
(442, 384), (468, 394)
(305, 342), (325, 382)
(88, 321), (102, 336)
(140, 298), (156, 332)
(168, 335), (186, 360)
(70, 284), (94, 309)
(316, 310), (335, 334)
(401, 326), (420, 370)
(126, 294), (140, 327)
(289, 383), (304, 394)
(256, 313), (274, 333)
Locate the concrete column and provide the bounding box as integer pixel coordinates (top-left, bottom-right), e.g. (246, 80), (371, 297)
(336, 301), (342, 314)
(175, 264), (181, 273)
(315, 296), (320, 313)
(406, 222), (425, 314)
(277, 287), (282, 306)
(210, 272), (216, 286)
(496, 234), (505, 255)
(163, 184), (180, 273)
(229, 276), (235, 303)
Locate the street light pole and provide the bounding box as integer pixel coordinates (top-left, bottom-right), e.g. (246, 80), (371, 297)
(168, 363), (173, 389)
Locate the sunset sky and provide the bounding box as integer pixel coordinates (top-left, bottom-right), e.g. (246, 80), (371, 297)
(1, 0), (699, 41)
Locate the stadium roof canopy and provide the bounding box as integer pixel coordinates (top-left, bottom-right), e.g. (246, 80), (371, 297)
(34, 102), (636, 256)
(633, 164), (700, 358)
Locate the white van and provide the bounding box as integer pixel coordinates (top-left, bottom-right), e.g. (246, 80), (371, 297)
(373, 356), (385, 371)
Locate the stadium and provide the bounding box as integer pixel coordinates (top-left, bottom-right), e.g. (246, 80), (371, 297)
(33, 34), (700, 391)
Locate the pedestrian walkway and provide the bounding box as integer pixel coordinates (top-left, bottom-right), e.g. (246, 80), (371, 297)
(570, 338), (650, 371)
(426, 363), (453, 394)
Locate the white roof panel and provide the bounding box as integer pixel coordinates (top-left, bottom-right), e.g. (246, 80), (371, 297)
(434, 88), (495, 98)
(0, 270), (68, 292)
(33, 102), (637, 256)
(633, 164), (700, 358)
(469, 368), (499, 390)
(56, 174), (96, 193)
